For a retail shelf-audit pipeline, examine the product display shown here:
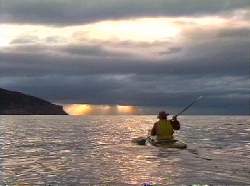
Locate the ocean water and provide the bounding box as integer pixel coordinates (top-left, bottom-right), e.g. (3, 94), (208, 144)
(0, 115), (249, 185)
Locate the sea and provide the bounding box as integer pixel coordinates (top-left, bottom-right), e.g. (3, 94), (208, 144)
(0, 115), (249, 186)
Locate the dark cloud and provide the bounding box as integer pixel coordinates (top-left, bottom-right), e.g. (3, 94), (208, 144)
(1, 0), (250, 25)
(217, 28), (250, 38)
(10, 35), (40, 44)
(1, 35), (249, 77)
(1, 75), (249, 115)
(159, 47), (182, 55)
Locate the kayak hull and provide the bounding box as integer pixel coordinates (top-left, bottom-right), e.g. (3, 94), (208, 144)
(132, 136), (187, 149)
(146, 137), (187, 149)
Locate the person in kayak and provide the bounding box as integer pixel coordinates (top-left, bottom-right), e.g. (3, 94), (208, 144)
(151, 111), (180, 140)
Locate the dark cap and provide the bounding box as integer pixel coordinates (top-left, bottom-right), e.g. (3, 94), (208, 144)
(157, 111), (169, 119)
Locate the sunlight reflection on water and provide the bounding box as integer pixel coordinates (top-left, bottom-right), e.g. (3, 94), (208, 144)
(0, 115), (250, 185)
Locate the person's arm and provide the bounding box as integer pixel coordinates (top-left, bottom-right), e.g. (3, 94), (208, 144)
(151, 122), (158, 136)
(171, 116), (180, 130)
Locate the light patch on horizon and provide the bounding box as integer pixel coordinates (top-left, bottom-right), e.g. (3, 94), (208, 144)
(64, 104), (94, 115)
(64, 104), (139, 115)
(116, 105), (139, 114)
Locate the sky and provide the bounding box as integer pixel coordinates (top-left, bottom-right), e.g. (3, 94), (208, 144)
(0, 0), (249, 115)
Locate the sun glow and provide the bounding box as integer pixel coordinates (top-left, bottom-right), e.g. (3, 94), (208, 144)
(0, 36), (10, 47)
(80, 18), (181, 42)
(0, 18), (181, 47)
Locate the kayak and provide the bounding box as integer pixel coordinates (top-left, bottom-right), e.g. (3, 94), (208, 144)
(132, 136), (187, 149)
(146, 137), (187, 149)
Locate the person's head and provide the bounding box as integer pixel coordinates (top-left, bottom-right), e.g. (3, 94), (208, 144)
(157, 111), (169, 120)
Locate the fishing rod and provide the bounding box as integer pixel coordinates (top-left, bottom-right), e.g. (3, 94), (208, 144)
(175, 96), (203, 117)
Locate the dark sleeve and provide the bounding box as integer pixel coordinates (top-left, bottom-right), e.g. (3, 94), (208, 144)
(151, 123), (157, 136)
(171, 120), (180, 130)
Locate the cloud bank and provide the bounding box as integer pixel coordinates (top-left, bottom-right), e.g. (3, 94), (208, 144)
(1, 0), (250, 25)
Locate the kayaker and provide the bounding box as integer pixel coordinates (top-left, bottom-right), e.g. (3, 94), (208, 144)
(151, 111), (180, 140)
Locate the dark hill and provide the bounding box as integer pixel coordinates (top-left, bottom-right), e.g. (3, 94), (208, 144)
(0, 88), (67, 115)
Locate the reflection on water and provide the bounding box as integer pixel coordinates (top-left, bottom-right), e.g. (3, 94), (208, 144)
(0, 115), (250, 185)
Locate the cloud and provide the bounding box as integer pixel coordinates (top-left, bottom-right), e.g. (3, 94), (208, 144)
(1, 39), (249, 114)
(0, 1), (249, 114)
(1, 0), (250, 25)
(1, 15), (249, 81)
(10, 35), (40, 44)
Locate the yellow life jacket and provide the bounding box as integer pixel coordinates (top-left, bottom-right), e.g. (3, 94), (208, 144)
(156, 120), (174, 140)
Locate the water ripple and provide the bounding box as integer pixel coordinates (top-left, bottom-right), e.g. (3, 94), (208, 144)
(0, 115), (249, 185)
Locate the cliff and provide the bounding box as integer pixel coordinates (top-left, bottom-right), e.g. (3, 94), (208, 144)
(0, 88), (67, 115)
